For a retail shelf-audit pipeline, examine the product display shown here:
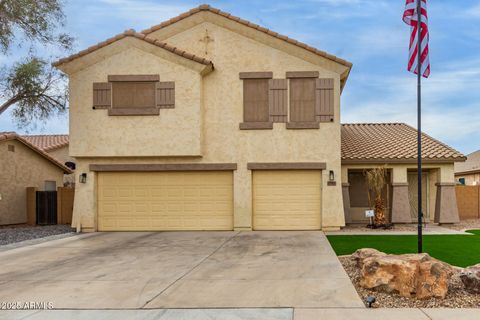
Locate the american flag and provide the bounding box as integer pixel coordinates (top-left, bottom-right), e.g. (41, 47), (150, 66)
(403, 0), (430, 78)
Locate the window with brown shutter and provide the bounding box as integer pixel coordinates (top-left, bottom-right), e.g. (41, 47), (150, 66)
(287, 77), (318, 129)
(112, 82), (156, 108)
(93, 83), (111, 109)
(239, 72), (273, 130)
(102, 75), (160, 116)
(268, 79), (288, 123)
(315, 78), (334, 122)
(156, 81), (175, 109)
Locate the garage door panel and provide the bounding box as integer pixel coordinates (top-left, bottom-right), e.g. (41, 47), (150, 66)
(98, 171), (233, 231)
(253, 170), (321, 230)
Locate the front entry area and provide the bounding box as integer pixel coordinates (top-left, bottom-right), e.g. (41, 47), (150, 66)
(97, 171), (233, 231)
(252, 170), (322, 230)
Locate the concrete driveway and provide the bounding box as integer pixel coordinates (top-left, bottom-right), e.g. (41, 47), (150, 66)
(0, 231), (363, 309)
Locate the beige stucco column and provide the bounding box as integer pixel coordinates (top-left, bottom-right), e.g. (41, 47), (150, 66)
(434, 165), (460, 224)
(340, 166), (351, 224)
(71, 159), (96, 232)
(322, 163), (345, 230)
(342, 183), (352, 224)
(390, 166), (412, 223)
(233, 166), (252, 230)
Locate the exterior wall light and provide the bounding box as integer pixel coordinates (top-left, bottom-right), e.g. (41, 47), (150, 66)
(329, 170), (335, 182)
(79, 173), (87, 184)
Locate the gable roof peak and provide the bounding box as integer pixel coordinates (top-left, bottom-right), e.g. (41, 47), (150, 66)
(53, 29), (213, 68)
(141, 4), (352, 69)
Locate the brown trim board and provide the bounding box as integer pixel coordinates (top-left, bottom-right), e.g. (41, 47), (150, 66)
(247, 162), (326, 170)
(286, 71), (319, 78)
(286, 122), (320, 129)
(90, 163), (237, 172)
(108, 107), (159, 116)
(239, 122), (273, 130)
(239, 72), (273, 79)
(455, 169), (480, 176)
(341, 158), (462, 164)
(108, 75), (160, 82)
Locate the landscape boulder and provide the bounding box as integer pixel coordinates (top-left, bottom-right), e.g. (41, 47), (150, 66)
(460, 264), (480, 294)
(353, 249), (454, 299)
(351, 248), (387, 268)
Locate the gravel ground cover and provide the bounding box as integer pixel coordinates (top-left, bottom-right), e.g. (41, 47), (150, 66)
(336, 220), (480, 233)
(0, 224), (75, 245)
(443, 219), (480, 231)
(339, 255), (480, 308)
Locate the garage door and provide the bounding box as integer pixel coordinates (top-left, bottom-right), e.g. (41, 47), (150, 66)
(97, 171), (233, 231)
(253, 170), (321, 230)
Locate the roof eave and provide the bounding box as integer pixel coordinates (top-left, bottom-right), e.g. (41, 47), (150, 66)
(53, 30), (213, 74)
(342, 157), (466, 165)
(1, 135), (72, 174)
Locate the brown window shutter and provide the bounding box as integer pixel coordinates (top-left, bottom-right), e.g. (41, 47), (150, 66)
(156, 81), (175, 109)
(93, 82), (111, 109)
(268, 79), (288, 123)
(315, 78), (334, 122)
(112, 82), (156, 108)
(289, 78), (316, 122)
(243, 78), (269, 122)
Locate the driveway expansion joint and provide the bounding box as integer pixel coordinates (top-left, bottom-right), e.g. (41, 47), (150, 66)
(141, 231), (241, 308)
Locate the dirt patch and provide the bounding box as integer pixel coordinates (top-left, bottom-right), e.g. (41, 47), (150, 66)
(340, 255), (480, 308)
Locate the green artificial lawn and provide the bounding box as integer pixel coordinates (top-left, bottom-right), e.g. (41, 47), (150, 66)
(327, 230), (480, 267)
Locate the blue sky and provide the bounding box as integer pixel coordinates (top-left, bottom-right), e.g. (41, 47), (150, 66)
(1, 0), (479, 154)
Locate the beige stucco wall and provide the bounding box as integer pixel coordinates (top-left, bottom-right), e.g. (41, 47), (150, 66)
(341, 162), (455, 224)
(47, 146), (74, 165)
(64, 16), (349, 231)
(456, 173), (480, 186)
(0, 140), (65, 225)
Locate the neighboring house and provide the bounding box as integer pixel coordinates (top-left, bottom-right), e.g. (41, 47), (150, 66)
(22, 134), (72, 165)
(455, 150), (480, 185)
(53, 4), (464, 232)
(0, 132), (72, 225)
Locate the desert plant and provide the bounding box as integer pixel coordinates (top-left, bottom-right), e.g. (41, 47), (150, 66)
(364, 167), (388, 225)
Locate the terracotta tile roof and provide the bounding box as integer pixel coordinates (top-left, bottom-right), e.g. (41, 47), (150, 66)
(0, 132), (72, 173)
(141, 4), (352, 69)
(53, 29), (213, 67)
(22, 134), (69, 152)
(341, 123), (466, 163)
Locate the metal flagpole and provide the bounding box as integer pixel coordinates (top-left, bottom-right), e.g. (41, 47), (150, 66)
(417, 0), (423, 253)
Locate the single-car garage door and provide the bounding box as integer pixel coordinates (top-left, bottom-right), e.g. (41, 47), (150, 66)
(253, 170), (321, 230)
(97, 171), (233, 231)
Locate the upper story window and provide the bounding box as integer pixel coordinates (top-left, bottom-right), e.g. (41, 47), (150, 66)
(92, 74), (175, 116)
(286, 71), (319, 129)
(108, 75), (159, 115)
(239, 71), (334, 130)
(239, 72), (273, 130)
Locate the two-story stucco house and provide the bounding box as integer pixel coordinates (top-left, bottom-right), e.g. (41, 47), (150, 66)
(54, 5), (465, 232)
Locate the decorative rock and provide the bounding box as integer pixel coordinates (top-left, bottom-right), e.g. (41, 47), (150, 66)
(351, 248), (387, 268)
(460, 264), (480, 294)
(355, 250), (454, 299)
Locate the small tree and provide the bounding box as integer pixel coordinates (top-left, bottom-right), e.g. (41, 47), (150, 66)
(0, 0), (73, 127)
(364, 167), (388, 225)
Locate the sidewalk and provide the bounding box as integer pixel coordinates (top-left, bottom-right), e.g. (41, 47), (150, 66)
(1, 308), (479, 320)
